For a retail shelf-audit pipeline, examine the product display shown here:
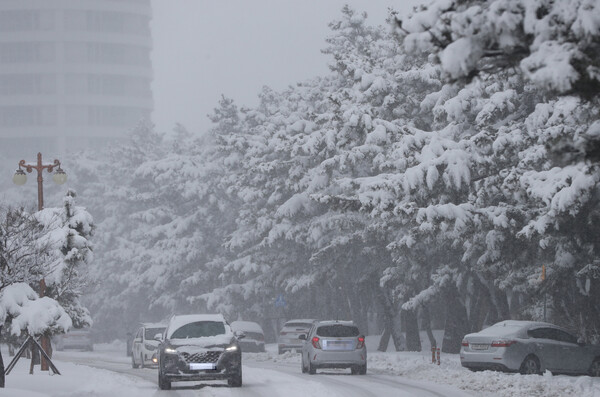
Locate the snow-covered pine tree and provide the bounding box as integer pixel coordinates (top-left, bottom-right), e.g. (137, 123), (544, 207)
(37, 189), (94, 328)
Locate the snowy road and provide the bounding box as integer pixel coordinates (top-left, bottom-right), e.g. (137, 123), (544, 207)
(53, 349), (472, 397)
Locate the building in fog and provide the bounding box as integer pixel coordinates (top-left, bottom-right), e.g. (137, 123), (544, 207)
(0, 0), (153, 154)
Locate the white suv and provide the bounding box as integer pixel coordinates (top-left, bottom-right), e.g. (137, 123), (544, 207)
(131, 322), (166, 368)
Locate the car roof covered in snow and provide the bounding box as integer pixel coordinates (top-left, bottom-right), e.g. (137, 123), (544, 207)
(166, 314), (229, 338)
(490, 320), (556, 329)
(283, 319), (316, 326)
(141, 322), (166, 328)
(315, 320), (356, 327)
(469, 320), (560, 338)
(231, 321), (264, 333)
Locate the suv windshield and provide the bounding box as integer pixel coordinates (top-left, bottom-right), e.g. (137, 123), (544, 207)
(170, 321), (226, 339)
(144, 327), (166, 340)
(317, 325), (359, 337)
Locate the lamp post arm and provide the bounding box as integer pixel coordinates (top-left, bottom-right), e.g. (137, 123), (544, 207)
(17, 153), (63, 211)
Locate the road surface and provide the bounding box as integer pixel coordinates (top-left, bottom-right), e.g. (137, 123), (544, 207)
(54, 349), (473, 397)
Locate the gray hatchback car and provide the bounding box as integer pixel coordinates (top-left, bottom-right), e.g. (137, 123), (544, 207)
(300, 320), (366, 375)
(461, 320), (600, 376)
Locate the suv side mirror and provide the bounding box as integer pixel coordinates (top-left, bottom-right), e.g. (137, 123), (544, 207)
(154, 333), (163, 342)
(298, 334), (307, 341)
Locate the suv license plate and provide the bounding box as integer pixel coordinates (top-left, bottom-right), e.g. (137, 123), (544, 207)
(471, 344), (489, 350)
(190, 363), (216, 370)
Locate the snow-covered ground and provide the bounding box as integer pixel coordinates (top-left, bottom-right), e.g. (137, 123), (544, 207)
(252, 346), (600, 397)
(0, 356), (154, 397)
(1, 341), (599, 396)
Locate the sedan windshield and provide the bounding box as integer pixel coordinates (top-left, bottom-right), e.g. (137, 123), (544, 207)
(317, 325), (359, 337)
(144, 327), (165, 340)
(170, 321), (226, 339)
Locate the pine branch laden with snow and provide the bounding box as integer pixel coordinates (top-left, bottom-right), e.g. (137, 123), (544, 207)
(0, 283), (71, 337)
(62, 4), (600, 344)
(399, 0), (600, 94)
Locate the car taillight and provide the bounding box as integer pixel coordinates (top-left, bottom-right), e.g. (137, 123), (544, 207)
(356, 336), (365, 349)
(312, 336), (321, 349)
(461, 340), (469, 347)
(491, 340), (516, 347)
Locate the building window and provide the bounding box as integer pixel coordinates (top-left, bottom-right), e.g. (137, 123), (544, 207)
(0, 74), (56, 95)
(64, 10), (150, 35)
(66, 105), (149, 127)
(0, 43), (55, 63)
(0, 106), (56, 126)
(64, 42), (150, 66)
(0, 10), (54, 31)
(65, 74), (151, 97)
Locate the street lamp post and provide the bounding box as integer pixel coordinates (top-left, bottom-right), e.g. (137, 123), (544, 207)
(13, 152), (67, 371)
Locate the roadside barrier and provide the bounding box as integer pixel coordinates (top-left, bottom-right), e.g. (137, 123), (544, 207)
(431, 347), (436, 363)
(437, 347), (440, 365)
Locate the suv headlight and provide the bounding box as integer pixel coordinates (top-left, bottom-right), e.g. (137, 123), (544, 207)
(164, 347), (178, 354)
(225, 345), (238, 352)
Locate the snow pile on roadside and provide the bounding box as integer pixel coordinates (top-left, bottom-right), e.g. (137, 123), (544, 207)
(0, 359), (156, 397)
(367, 351), (600, 397)
(245, 348), (600, 397)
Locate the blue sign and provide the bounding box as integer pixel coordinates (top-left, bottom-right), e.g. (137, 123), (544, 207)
(275, 294), (286, 307)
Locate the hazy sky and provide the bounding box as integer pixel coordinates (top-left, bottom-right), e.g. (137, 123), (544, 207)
(150, 1), (425, 134)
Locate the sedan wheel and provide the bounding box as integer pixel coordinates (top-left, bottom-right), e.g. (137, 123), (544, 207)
(308, 359), (316, 375)
(227, 366), (242, 387)
(301, 357), (307, 373)
(359, 364), (367, 375)
(590, 359), (600, 377)
(158, 370), (171, 390)
(520, 356), (540, 375)
(131, 355), (139, 369)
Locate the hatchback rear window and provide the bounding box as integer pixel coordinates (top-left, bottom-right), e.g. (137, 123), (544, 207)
(170, 321), (225, 339)
(285, 322), (312, 329)
(317, 325), (359, 337)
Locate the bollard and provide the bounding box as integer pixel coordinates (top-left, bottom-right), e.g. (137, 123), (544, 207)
(436, 347), (440, 365)
(431, 347), (436, 363)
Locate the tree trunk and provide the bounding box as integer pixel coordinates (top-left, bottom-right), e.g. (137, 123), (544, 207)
(377, 327), (390, 352)
(0, 327), (5, 388)
(469, 280), (491, 333)
(421, 306), (437, 349)
(442, 286), (470, 353)
(403, 309), (421, 352)
(378, 287), (404, 351)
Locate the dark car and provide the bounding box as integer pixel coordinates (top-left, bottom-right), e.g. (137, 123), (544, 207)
(157, 314), (243, 390)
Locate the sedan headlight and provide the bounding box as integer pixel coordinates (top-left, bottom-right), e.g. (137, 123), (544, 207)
(164, 347), (178, 354)
(225, 345), (238, 352)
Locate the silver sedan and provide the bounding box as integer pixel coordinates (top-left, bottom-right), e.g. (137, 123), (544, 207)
(460, 320), (600, 376)
(300, 320), (367, 375)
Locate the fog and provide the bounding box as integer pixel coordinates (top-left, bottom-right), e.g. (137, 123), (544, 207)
(1, 0), (598, 373)
(151, 0), (421, 134)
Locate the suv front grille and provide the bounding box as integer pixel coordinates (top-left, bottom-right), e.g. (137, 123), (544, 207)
(181, 351), (222, 363)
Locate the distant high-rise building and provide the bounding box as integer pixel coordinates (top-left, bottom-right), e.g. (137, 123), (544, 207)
(0, 0), (153, 154)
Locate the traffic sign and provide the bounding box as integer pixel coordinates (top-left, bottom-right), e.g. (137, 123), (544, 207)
(275, 294), (286, 307)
